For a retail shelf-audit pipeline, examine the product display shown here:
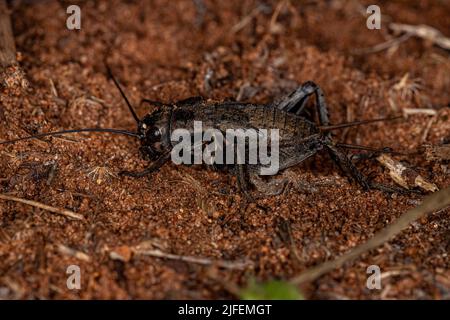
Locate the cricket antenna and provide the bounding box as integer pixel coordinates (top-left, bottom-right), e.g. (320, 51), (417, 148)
(319, 116), (402, 132)
(336, 143), (407, 156)
(0, 128), (140, 146)
(105, 62), (140, 124)
(336, 143), (391, 152)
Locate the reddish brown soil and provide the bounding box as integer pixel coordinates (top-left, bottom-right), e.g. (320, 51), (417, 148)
(0, 0), (449, 299)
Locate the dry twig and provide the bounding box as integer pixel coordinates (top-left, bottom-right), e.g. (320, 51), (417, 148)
(0, 193), (84, 220)
(390, 23), (450, 51)
(0, 0), (16, 68)
(354, 22), (450, 55)
(57, 244), (91, 262)
(133, 247), (252, 270)
(0, 1), (26, 90)
(403, 108), (437, 117)
(231, 4), (267, 33)
(376, 154), (438, 192)
(353, 33), (412, 55)
(292, 187), (450, 284)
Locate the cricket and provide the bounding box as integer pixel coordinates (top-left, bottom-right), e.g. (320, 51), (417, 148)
(1, 66), (408, 199)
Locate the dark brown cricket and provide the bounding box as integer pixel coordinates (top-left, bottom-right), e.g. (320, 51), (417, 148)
(0, 67), (407, 199)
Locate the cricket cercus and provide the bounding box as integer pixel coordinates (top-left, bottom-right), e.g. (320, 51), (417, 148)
(0, 65), (407, 200)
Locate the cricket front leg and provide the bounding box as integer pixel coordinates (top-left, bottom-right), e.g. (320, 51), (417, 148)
(120, 153), (170, 178)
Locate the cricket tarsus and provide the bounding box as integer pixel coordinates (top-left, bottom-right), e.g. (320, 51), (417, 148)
(119, 153), (170, 178)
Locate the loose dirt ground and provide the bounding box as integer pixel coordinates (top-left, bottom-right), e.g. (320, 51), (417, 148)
(0, 0), (449, 299)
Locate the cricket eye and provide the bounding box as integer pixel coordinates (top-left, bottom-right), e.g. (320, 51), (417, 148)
(152, 127), (161, 138)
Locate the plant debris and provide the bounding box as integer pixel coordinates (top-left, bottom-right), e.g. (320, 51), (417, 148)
(376, 154), (439, 192)
(292, 187), (450, 285)
(0, 193), (84, 220)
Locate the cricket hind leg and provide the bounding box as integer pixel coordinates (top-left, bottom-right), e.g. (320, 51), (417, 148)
(245, 135), (325, 198)
(325, 143), (410, 194)
(231, 164), (287, 201)
(235, 167), (289, 200)
(249, 174), (289, 197)
(275, 81), (330, 126)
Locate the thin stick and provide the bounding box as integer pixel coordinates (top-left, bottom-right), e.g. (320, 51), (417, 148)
(57, 244), (91, 262)
(134, 248), (252, 270)
(231, 4), (266, 33)
(0, 0), (16, 68)
(421, 116), (436, 143)
(291, 187), (450, 284)
(390, 23), (450, 51)
(403, 108), (437, 117)
(0, 194), (84, 220)
(376, 154), (438, 192)
(354, 23), (450, 55)
(352, 33), (412, 55)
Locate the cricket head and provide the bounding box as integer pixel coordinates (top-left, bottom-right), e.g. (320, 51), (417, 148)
(137, 109), (172, 161)
(105, 63), (173, 161)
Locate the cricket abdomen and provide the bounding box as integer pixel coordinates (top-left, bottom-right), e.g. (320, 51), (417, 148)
(169, 102), (319, 142)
